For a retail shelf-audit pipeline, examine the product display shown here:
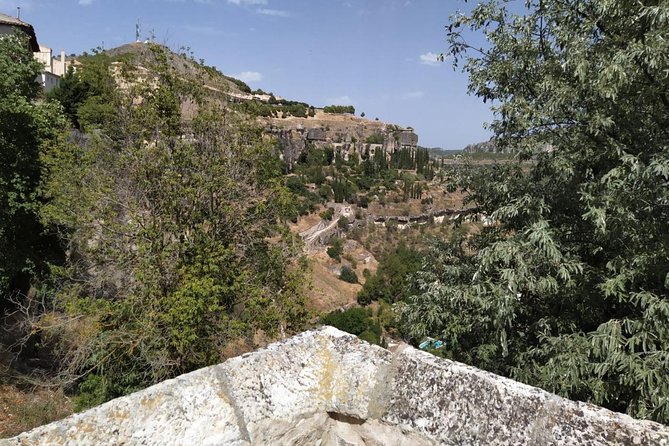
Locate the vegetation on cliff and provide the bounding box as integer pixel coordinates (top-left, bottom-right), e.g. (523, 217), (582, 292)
(323, 105), (355, 115)
(3, 42), (309, 410)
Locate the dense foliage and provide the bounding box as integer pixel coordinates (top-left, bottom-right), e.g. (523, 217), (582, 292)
(320, 307), (382, 345)
(397, 1), (669, 423)
(0, 35), (66, 308)
(357, 244), (422, 305)
(31, 45), (309, 406)
(339, 266), (358, 284)
(323, 105), (355, 114)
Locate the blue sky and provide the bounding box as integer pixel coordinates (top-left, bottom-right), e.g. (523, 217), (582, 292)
(3, 0), (494, 148)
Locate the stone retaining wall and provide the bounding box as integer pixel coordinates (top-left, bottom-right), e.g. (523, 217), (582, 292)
(3, 327), (669, 445)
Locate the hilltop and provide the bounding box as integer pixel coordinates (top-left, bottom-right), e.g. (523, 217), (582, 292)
(95, 42), (419, 166)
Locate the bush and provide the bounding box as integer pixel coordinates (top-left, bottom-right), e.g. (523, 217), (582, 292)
(358, 329), (380, 345)
(365, 133), (384, 144)
(326, 236), (343, 261)
(320, 207), (334, 220)
(320, 308), (386, 346)
(323, 105), (355, 114)
(339, 266), (358, 284)
(321, 307), (369, 335)
(318, 184), (332, 200)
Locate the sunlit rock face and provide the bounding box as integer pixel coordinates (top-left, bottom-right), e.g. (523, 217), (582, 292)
(3, 327), (669, 445)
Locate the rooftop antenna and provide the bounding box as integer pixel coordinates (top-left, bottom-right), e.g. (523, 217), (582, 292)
(136, 19), (141, 43)
(16, 6), (20, 20)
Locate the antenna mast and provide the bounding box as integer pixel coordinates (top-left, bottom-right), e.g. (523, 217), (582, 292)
(136, 19), (141, 43)
(16, 7), (20, 20)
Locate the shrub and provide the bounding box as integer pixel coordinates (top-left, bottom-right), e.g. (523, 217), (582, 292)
(339, 266), (358, 284)
(326, 236), (343, 261)
(320, 307), (369, 335)
(358, 329), (380, 345)
(320, 207), (334, 220)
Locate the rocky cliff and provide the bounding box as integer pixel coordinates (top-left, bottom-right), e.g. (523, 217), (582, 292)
(264, 113), (418, 168)
(4, 327), (668, 445)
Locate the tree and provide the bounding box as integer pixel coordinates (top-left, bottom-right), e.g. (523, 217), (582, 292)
(397, 1), (669, 423)
(323, 105), (355, 115)
(327, 237), (343, 262)
(0, 34), (66, 307)
(358, 244), (422, 305)
(35, 44), (309, 406)
(339, 266), (358, 284)
(47, 67), (90, 128)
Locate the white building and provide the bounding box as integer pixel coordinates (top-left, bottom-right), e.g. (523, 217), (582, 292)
(35, 45), (69, 77)
(1, 12), (70, 92)
(0, 12), (39, 52)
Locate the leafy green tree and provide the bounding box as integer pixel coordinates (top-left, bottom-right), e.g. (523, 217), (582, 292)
(0, 35), (66, 306)
(323, 105), (355, 114)
(47, 67), (90, 128)
(72, 51), (118, 132)
(358, 244), (422, 305)
(36, 45), (309, 405)
(321, 307), (369, 336)
(398, 1), (669, 423)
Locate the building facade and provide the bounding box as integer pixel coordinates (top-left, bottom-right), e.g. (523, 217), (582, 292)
(1, 11), (70, 92)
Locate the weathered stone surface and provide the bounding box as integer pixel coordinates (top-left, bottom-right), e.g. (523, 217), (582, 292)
(3, 327), (669, 445)
(398, 130), (418, 147)
(383, 347), (669, 445)
(306, 128), (326, 141)
(219, 327), (394, 442)
(1, 365), (246, 446)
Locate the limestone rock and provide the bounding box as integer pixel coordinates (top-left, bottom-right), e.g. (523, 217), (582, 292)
(398, 130), (418, 147)
(3, 327), (669, 445)
(306, 128), (326, 141)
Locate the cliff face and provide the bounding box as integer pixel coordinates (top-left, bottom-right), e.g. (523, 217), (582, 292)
(4, 327), (669, 446)
(264, 112), (418, 168)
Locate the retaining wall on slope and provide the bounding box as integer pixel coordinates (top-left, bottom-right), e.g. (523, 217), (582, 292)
(3, 327), (669, 445)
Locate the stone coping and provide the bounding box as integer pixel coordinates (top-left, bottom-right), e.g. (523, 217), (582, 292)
(3, 327), (669, 445)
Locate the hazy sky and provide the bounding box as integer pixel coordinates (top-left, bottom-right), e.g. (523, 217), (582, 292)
(3, 0), (495, 148)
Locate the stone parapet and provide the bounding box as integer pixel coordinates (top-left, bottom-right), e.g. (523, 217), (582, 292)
(3, 327), (668, 445)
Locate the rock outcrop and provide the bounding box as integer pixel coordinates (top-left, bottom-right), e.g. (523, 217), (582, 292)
(265, 113), (419, 169)
(4, 327), (669, 445)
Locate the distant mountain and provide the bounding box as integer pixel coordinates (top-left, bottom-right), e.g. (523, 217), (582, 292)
(419, 146), (463, 157)
(462, 139), (499, 153)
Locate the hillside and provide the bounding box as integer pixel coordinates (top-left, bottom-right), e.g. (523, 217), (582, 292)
(97, 42), (419, 167)
(103, 42), (251, 96)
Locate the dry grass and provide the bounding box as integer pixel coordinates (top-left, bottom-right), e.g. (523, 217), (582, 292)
(0, 383), (72, 439)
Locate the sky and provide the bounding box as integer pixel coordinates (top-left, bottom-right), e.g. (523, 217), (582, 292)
(2, 0), (495, 148)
